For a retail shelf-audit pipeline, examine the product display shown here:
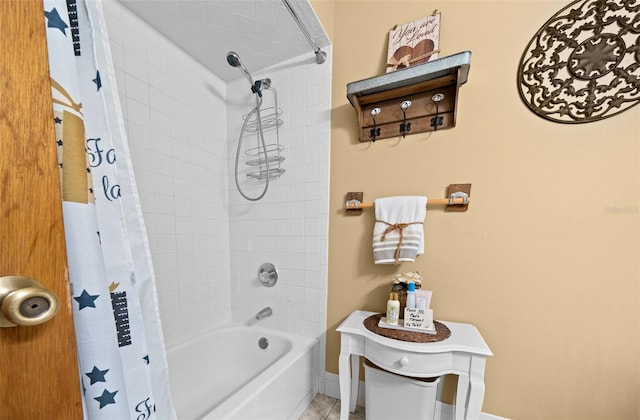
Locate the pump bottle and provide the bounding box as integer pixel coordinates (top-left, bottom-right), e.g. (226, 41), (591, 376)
(406, 282), (416, 309)
(386, 293), (400, 325)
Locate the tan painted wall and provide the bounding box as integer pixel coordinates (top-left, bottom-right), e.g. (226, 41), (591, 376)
(317, 1), (640, 419)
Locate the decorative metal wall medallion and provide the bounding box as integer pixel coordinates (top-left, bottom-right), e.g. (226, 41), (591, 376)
(517, 0), (640, 123)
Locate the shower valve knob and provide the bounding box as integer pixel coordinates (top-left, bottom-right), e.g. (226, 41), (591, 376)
(258, 263), (278, 287)
(0, 276), (59, 327)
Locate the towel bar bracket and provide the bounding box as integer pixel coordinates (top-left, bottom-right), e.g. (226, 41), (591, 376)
(449, 191), (468, 205)
(445, 183), (471, 212)
(345, 192), (364, 215)
(346, 199), (361, 208)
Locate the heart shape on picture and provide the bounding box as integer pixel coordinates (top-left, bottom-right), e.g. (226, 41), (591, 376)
(387, 39), (436, 70)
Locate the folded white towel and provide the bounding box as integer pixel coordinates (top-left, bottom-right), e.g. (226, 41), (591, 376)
(373, 196), (427, 264)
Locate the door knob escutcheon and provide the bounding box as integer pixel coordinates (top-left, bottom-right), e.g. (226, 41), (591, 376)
(0, 276), (59, 327)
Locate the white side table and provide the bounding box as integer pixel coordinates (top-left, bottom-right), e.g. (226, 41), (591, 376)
(337, 310), (492, 420)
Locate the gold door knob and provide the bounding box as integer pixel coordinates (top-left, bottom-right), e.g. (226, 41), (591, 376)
(0, 276), (59, 327)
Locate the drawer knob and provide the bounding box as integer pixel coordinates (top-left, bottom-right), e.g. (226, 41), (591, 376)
(399, 356), (409, 367)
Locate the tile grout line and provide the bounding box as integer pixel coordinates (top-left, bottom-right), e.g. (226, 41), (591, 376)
(323, 398), (336, 420)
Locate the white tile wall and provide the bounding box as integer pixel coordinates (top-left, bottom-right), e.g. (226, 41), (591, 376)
(103, 0), (232, 347)
(103, 0), (331, 390)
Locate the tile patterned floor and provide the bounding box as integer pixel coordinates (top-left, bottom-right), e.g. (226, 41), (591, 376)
(299, 394), (365, 420)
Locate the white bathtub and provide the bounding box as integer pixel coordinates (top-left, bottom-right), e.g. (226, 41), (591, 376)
(166, 324), (319, 420)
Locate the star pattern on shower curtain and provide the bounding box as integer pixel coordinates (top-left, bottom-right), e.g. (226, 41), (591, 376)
(86, 366), (110, 385)
(45, 7), (68, 34)
(74, 289), (100, 310)
(95, 389), (119, 409)
(44, 0), (176, 418)
(93, 71), (102, 90)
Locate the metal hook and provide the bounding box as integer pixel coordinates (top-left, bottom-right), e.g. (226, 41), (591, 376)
(400, 100), (411, 138)
(431, 93), (444, 131)
(369, 108), (381, 142)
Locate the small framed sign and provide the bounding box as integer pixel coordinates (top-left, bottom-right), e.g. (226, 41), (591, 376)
(387, 11), (441, 73)
(403, 308), (434, 331)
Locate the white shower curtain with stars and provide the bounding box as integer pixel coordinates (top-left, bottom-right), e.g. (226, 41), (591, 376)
(43, 0), (176, 418)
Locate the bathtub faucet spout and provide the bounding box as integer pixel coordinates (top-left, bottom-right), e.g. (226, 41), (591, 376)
(255, 307), (272, 321)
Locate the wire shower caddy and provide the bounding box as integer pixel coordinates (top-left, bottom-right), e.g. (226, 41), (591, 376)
(242, 87), (285, 180)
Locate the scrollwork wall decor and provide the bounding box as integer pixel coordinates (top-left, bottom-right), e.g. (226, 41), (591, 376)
(518, 0), (640, 123)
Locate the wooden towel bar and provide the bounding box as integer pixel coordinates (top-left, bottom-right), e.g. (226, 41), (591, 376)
(344, 184), (471, 214)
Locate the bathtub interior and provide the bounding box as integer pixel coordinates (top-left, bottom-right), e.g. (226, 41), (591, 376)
(209, 337), (318, 420)
(167, 325), (318, 420)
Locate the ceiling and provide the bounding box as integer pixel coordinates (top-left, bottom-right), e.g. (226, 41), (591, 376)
(118, 0), (331, 82)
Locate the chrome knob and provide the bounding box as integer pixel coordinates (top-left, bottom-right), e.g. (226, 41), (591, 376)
(0, 276), (59, 327)
(257, 263), (278, 287)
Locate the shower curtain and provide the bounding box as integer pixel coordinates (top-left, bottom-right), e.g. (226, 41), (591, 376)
(43, 0), (176, 418)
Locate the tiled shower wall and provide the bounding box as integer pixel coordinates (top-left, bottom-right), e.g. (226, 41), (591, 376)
(103, 0), (331, 390)
(103, 1), (232, 347)
(227, 51), (332, 390)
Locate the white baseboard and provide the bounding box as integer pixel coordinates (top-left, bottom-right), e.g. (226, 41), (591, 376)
(288, 389), (316, 420)
(435, 401), (507, 420)
(324, 370), (366, 407)
(323, 371), (506, 420)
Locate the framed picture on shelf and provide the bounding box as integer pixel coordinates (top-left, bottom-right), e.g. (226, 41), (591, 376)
(387, 12), (441, 73)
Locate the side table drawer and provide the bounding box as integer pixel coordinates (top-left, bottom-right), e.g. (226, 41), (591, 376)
(365, 340), (453, 377)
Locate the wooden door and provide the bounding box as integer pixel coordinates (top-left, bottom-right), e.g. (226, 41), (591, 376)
(0, 1), (83, 418)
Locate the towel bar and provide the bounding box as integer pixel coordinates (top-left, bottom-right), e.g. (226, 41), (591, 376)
(345, 197), (467, 209)
(344, 184), (471, 213)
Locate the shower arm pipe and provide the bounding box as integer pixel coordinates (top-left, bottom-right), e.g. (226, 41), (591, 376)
(281, 0), (326, 64)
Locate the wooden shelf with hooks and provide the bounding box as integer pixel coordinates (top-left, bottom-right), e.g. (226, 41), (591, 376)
(347, 51), (471, 143)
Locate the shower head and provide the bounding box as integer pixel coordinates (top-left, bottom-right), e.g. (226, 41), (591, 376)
(226, 51), (254, 85)
(226, 51), (242, 68)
